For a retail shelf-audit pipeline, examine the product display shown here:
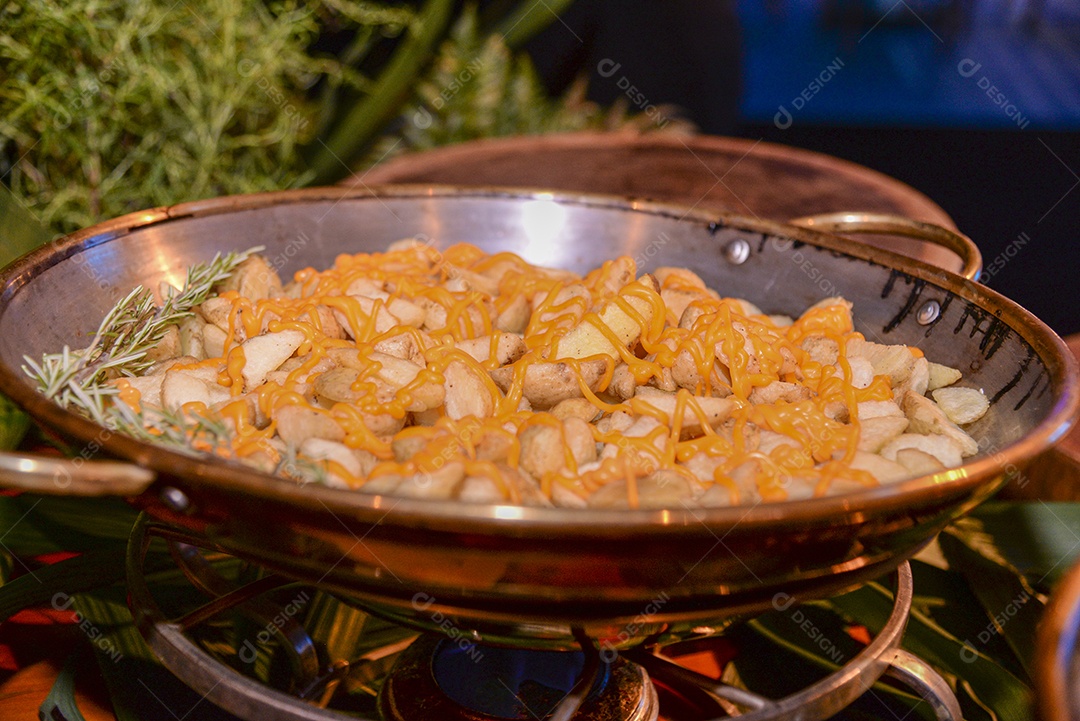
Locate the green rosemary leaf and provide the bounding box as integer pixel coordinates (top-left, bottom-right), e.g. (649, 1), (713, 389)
(22, 246), (260, 429)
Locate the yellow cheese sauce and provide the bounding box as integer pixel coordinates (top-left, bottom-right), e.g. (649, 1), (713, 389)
(117, 242), (921, 508)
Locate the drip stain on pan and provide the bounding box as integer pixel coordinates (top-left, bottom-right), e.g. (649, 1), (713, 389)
(991, 346), (1035, 406)
(880, 270), (928, 334)
(749, 233), (772, 251)
(1014, 368), (1050, 412)
(874, 267), (1046, 413)
(954, 305), (1010, 360)
(703, 221), (769, 250)
(881, 269), (909, 299)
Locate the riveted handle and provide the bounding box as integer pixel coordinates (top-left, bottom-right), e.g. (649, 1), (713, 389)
(0, 451), (155, 496)
(788, 212), (983, 281)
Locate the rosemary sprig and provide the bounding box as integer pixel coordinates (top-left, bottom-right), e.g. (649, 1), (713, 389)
(19, 244), (339, 483)
(22, 246), (262, 428)
(276, 444), (332, 487)
(106, 400), (235, 458)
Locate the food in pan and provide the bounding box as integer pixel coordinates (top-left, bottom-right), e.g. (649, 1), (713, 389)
(25, 241), (989, 509)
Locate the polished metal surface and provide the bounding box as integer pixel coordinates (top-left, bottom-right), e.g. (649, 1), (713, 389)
(129, 516), (952, 721)
(917, 300), (942, 326)
(884, 649), (962, 721)
(788, 212), (982, 281)
(636, 563), (960, 721)
(0, 449), (154, 496)
(362, 133), (958, 226)
(362, 134), (964, 272)
(167, 540), (322, 687)
(126, 518), (358, 721)
(1, 186), (1077, 646)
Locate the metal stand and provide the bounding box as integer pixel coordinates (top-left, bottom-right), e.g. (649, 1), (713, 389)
(126, 516), (962, 721)
(127, 518), (387, 721)
(629, 562), (962, 721)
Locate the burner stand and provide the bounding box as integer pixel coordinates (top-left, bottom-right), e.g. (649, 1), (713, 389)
(378, 634), (658, 721)
(125, 517), (963, 721)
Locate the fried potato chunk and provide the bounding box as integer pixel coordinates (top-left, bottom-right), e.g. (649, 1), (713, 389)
(555, 275), (660, 360)
(96, 244), (996, 510)
(931, 386), (990, 425)
(489, 359), (608, 409)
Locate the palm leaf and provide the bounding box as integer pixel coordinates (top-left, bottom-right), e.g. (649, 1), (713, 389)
(38, 653), (89, 721)
(0, 495), (136, 558)
(959, 502), (1080, 591)
(830, 581), (1032, 721)
(74, 586), (242, 721)
(940, 522), (1045, 677)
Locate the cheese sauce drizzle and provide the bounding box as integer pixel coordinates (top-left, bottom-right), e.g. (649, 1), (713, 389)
(112, 242), (916, 507)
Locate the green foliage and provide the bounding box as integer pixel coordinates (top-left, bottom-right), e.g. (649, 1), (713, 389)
(307, 0), (455, 181)
(0, 394), (29, 451)
(0, 185), (55, 449)
(0, 0), (671, 463)
(0, 0), (410, 232)
(0, 1), (670, 232)
(360, 8), (682, 170)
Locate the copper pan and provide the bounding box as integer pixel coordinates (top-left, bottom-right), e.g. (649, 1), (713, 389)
(0, 186), (1075, 649)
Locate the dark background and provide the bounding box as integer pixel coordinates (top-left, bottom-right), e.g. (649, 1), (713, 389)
(745, 125), (1079, 336)
(525, 0), (1080, 336)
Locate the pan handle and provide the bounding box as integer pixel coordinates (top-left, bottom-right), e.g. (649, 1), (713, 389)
(787, 212), (983, 281)
(0, 451), (155, 496)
